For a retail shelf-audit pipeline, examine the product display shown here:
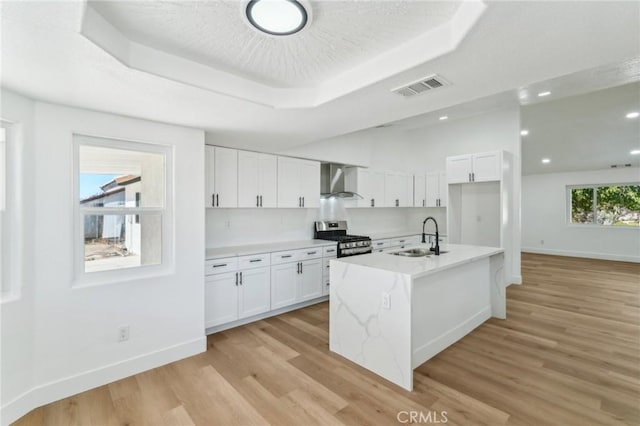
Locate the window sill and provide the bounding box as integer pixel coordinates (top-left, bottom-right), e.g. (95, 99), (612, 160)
(567, 223), (640, 230)
(72, 264), (175, 289)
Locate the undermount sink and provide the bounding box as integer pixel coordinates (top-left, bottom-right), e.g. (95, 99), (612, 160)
(391, 248), (449, 257)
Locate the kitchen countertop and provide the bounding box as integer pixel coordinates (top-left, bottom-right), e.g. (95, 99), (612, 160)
(206, 239), (336, 260)
(332, 243), (503, 279)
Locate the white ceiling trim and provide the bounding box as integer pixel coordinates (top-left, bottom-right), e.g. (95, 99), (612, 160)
(79, 0), (486, 109)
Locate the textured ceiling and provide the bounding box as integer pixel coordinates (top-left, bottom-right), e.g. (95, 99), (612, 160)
(90, 0), (461, 88)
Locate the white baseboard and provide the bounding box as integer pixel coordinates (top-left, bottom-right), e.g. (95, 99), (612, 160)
(522, 247), (640, 263)
(0, 336), (205, 426)
(509, 275), (522, 286)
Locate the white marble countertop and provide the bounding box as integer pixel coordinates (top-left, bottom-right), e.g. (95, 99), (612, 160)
(332, 243), (503, 279)
(206, 239), (336, 260)
(366, 230), (447, 240)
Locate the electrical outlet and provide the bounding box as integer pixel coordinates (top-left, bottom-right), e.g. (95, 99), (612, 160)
(540, 239), (544, 245)
(382, 293), (391, 309)
(117, 325), (129, 342)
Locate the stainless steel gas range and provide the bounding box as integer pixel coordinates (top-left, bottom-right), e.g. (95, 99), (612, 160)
(314, 221), (372, 257)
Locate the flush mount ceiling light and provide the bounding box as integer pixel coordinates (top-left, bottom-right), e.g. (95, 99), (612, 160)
(631, 149), (640, 155)
(626, 111), (639, 119)
(245, 0), (309, 36)
(541, 158), (551, 164)
(520, 129), (529, 136)
(537, 91), (551, 97)
(439, 116), (448, 121)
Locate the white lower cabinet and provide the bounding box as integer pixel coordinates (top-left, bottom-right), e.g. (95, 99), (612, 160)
(271, 258), (322, 309)
(205, 272), (239, 328)
(205, 265), (270, 328)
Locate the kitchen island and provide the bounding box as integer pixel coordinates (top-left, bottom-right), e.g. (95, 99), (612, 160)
(329, 244), (505, 391)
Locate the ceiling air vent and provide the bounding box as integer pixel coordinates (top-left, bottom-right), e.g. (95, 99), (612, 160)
(391, 74), (450, 98)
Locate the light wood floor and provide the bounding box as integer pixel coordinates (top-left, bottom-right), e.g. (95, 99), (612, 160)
(14, 253), (640, 425)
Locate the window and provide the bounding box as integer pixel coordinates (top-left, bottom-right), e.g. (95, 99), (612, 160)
(75, 135), (172, 282)
(569, 185), (640, 227)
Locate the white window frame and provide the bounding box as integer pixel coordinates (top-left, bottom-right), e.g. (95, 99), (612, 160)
(567, 183), (640, 228)
(73, 134), (174, 287)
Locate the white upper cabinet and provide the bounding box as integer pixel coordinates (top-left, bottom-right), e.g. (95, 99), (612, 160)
(414, 175), (426, 207)
(426, 172), (447, 207)
(344, 168), (385, 208)
(238, 151), (277, 208)
(205, 146), (238, 208)
(385, 172), (410, 207)
(277, 157), (320, 208)
(446, 151), (501, 184)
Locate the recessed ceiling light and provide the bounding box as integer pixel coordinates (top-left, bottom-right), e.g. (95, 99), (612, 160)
(520, 129), (529, 136)
(541, 158), (551, 164)
(631, 149), (640, 155)
(246, 0), (308, 36)
(537, 91), (551, 97)
(439, 116), (448, 121)
(626, 111), (639, 119)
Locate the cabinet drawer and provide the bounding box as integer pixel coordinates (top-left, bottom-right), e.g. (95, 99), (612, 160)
(393, 236), (420, 247)
(372, 239), (391, 249)
(323, 245), (338, 257)
(237, 253), (271, 270)
(205, 257), (238, 276)
(301, 247), (323, 260)
(271, 250), (300, 265)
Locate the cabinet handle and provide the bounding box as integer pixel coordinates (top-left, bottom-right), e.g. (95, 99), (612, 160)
(326, 249), (335, 253)
(468, 173), (471, 182)
(259, 195), (263, 207)
(249, 259), (261, 263)
(281, 254), (292, 258)
(423, 199), (425, 207)
(211, 194), (215, 207)
(297, 262), (301, 274)
(307, 251), (317, 255)
(239, 272), (243, 285)
(395, 199), (399, 207)
(302, 196), (305, 207)
(300, 262), (303, 274)
(371, 198), (374, 207)
(216, 194), (219, 206)
(376, 242), (384, 246)
(472, 172), (475, 182)
(298, 197), (302, 207)
(213, 263), (227, 268)
(256, 195), (260, 207)
(235, 272), (238, 286)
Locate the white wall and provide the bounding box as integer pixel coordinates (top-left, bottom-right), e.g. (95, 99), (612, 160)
(0, 91), (206, 425)
(522, 168), (640, 262)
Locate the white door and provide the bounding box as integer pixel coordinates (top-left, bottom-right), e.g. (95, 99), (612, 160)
(438, 172), (448, 207)
(298, 259), (322, 302)
(205, 272), (238, 328)
(271, 262), (298, 309)
(446, 155), (472, 184)
(300, 160), (320, 208)
(237, 150), (260, 208)
(425, 172), (440, 207)
(239, 267), (270, 319)
(258, 154), (278, 208)
(472, 152), (501, 182)
(414, 175), (426, 207)
(214, 147), (238, 207)
(205, 146), (216, 208)
(277, 157), (301, 208)
(370, 171), (386, 208)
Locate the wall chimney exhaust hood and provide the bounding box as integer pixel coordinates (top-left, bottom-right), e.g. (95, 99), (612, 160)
(320, 163), (363, 200)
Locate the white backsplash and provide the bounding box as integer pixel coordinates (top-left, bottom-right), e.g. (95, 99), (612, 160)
(206, 206), (447, 248)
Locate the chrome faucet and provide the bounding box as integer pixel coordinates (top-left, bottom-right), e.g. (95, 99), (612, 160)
(421, 216), (440, 255)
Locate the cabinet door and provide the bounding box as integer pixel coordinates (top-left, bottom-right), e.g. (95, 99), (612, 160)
(446, 155), (472, 184)
(414, 175), (426, 207)
(277, 157), (301, 208)
(298, 258), (322, 302)
(205, 146), (216, 208)
(205, 272), (238, 328)
(472, 152), (501, 182)
(438, 172), (448, 207)
(300, 160), (320, 208)
(370, 171), (386, 208)
(258, 154), (278, 208)
(214, 147), (238, 207)
(238, 267), (270, 319)
(401, 173), (411, 207)
(237, 150), (260, 208)
(271, 262), (298, 309)
(425, 172), (440, 207)
(384, 172), (400, 207)
(356, 169), (373, 207)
